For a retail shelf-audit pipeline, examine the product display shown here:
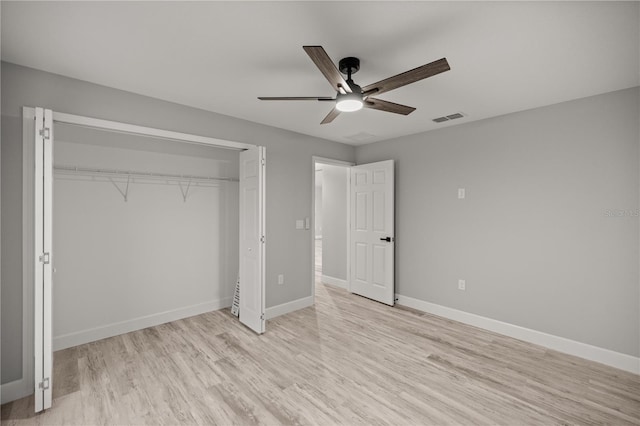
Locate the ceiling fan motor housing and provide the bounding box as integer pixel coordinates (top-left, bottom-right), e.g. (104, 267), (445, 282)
(339, 57), (360, 75)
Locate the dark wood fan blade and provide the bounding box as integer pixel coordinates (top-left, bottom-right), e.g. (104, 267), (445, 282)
(320, 107), (341, 124)
(258, 96), (334, 101)
(303, 46), (352, 94)
(362, 58), (450, 97)
(364, 98), (416, 115)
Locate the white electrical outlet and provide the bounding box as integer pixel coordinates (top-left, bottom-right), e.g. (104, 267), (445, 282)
(458, 188), (466, 199)
(278, 274), (284, 285)
(458, 279), (466, 291)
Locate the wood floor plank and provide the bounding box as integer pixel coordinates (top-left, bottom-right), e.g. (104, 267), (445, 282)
(2, 267), (639, 425)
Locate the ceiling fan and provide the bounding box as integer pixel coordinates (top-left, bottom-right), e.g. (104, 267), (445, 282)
(258, 46), (450, 124)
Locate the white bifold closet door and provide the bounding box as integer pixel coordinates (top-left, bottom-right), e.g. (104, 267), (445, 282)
(34, 107), (53, 412)
(239, 146), (266, 333)
(349, 160), (395, 306)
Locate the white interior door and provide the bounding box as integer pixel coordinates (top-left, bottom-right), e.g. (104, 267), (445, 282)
(34, 107), (53, 412)
(239, 146), (266, 333)
(349, 160), (395, 305)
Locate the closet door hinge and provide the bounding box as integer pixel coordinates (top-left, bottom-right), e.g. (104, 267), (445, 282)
(39, 377), (50, 390)
(39, 127), (51, 140)
(260, 236), (265, 244)
(39, 252), (51, 264)
(260, 314), (265, 320)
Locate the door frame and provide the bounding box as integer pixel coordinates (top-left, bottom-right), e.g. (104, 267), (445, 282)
(23, 107), (262, 411)
(311, 156), (354, 302)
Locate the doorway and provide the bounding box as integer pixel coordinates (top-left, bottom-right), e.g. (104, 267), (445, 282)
(312, 156), (396, 306)
(311, 157), (352, 298)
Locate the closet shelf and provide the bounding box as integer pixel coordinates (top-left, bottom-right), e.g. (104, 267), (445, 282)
(53, 165), (239, 183)
(53, 165), (238, 202)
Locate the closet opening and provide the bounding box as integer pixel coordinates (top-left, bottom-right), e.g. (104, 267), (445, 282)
(26, 107), (265, 412)
(51, 122), (241, 350)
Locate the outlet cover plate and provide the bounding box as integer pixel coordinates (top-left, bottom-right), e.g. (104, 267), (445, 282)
(458, 279), (466, 290)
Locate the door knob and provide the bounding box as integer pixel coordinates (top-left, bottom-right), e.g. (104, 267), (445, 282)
(380, 237), (392, 242)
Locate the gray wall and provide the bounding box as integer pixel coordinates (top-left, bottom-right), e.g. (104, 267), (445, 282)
(321, 164), (348, 281)
(356, 87), (640, 357)
(1, 61), (355, 385)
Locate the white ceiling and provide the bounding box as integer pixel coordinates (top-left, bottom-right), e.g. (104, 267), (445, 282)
(2, 1), (638, 145)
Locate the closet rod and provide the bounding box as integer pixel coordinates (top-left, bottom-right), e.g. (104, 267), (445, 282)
(53, 165), (239, 182)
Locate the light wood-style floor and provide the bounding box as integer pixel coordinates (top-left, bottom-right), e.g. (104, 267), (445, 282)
(2, 271), (639, 424)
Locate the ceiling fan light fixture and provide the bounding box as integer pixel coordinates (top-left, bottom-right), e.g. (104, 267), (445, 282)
(336, 92), (363, 112)
(259, 46), (450, 124)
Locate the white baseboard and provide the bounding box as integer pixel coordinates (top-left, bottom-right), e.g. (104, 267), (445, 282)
(53, 298), (232, 351)
(321, 275), (347, 289)
(1, 378), (31, 405)
(265, 296), (314, 320)
(396, 294), (640, 375)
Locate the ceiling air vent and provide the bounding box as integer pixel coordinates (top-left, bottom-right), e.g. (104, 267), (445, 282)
(345, 132), (377, 143)
(432, 112), (466, 123)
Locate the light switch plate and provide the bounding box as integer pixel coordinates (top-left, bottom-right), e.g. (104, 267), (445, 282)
(458, 188), (466, 199)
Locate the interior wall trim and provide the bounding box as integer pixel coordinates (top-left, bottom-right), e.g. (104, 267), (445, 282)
(396, 294), (640, 374)
(265, 296), (314, 320)
(321, 275), (348, 290)
(51, 110), (254, 151)
(0, 378), (31, 405)
(53, 298), (232, 351)
(18, 107), (36, 405)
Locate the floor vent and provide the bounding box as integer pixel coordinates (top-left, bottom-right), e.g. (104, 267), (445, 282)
(433, 112), (465, 123)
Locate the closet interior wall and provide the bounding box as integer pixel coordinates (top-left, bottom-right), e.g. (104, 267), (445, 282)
(52, 123), (239, 350)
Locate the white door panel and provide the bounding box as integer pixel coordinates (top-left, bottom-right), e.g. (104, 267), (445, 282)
(34, 108), (53, 412)
(43, 109), (53, 410)
(239, 146), (266, 334)
(34, 107), (44, 413)
(349, 160), (395, 305)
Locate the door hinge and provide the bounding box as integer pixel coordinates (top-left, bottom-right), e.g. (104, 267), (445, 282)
(260, 314), (265, 320)
(261, 158), (265, 166)
(260, 236), (265, 243)
(39, 127), (51, 140)
(39, 252), (50, 264)
(39, 377), (50, 390)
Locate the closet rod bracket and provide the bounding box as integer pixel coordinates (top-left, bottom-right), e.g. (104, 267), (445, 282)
(109, 175), (130, 202)
(178, 180), (192, 202)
